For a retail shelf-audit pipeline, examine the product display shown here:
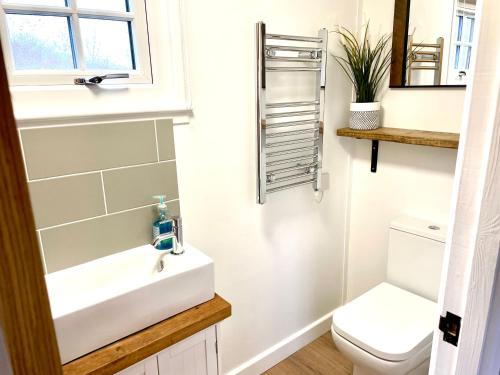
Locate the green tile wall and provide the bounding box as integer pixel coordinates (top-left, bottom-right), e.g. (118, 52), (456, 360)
(20, 118), (180, 273)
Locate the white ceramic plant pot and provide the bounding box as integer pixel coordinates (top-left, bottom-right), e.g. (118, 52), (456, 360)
(349, 102), (381, 130)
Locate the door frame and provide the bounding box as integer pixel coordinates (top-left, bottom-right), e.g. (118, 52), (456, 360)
(429, 0), (500, 373)
(0, 41), (62, 373)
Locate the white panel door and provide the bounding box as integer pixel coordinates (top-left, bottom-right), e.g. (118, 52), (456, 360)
(157, 326), (218, 375)
(429, 0), (500, 373)
(115, 356), (158, 375)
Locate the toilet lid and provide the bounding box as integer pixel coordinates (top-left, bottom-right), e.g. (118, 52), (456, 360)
(332, 282), (436, 362)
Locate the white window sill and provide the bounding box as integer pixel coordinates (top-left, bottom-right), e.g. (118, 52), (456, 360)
(15, 107), (192, 128)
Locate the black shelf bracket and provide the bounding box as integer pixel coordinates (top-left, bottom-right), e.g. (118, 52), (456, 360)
(371, 140), (379, 173)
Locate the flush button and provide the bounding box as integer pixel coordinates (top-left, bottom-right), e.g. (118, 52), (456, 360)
(428, 225), (440, 230)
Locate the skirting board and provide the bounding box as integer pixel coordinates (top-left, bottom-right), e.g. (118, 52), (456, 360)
(225, 311), (334, 375)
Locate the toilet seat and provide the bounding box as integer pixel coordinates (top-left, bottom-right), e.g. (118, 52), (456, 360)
(331, 282), (436, 362)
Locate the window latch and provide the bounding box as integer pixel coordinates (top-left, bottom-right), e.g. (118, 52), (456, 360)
(74, 73), (130, 85)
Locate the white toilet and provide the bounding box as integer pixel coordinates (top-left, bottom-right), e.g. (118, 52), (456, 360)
(331, 216), (447, 375)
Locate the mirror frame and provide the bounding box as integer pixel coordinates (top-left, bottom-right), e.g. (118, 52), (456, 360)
(389, 0), (466, 88)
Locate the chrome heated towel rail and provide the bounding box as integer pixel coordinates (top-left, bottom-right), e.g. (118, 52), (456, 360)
(256, 22), (328, 204)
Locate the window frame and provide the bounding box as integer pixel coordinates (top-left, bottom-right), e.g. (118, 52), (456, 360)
(0, 0), (152, 86)
(3, 0), (191, 126)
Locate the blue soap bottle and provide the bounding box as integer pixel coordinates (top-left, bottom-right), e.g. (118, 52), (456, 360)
(153, 195), (173, 250)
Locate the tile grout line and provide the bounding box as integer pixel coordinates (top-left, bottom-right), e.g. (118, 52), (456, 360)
(154, 120), (160, 162)
(100, 171), (109, 215)
(17, 129), (30, 182)
(27, 158), (177, 183)
(36, 230), (48, 274)
(38, 199), (180, 232)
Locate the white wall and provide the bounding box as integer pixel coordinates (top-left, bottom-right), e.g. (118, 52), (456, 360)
(346, 0), (466, 301)
(176, 0), (466, 369)
(346, 142), (457, 300)
(175, 0), (356, 372)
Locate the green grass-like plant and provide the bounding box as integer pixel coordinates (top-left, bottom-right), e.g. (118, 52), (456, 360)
(333, 24), (392, 103)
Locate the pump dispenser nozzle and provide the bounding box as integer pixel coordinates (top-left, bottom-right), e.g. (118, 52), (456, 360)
(153, 195), (167, 205)
(153, 195), (168, 220)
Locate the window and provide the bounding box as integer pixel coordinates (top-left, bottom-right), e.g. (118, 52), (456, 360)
(5, 0), (189, 124)
(0, 0), (152, 85)
(447, 1), (476, 84)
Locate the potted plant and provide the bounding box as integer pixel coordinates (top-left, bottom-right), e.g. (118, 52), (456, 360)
(333, 24), (392, 130)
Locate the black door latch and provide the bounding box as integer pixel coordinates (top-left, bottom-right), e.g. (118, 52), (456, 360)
(438, 311), (461, 346)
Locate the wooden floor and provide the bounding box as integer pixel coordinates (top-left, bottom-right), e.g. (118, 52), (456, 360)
(264, 333), (353, 375)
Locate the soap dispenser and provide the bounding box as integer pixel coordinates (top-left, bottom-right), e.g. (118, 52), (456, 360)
(152, 195), (174, 251)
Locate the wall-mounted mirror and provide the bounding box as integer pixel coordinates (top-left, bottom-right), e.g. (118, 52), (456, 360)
(390, 0), (477, 88)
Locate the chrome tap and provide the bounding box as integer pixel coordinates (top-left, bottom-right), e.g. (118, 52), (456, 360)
(151, 232), (176, 249)
(171, 216), (184, 255)
(172, 216), (183, 247)
(151, 216), (184, 255)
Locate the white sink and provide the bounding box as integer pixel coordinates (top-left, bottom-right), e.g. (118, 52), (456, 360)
(45, 243), (214, 364)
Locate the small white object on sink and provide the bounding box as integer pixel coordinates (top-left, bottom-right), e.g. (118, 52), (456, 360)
(45, 243), (214, 364)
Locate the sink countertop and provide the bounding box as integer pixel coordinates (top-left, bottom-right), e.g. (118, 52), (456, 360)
(62, 294), (231, 375)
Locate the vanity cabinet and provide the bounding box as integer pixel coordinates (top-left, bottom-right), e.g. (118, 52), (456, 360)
(116, 326), (218, 375)
(158, 326), (218, 375)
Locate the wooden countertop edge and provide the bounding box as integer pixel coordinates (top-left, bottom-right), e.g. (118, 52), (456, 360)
(336, 127), (460, 149)
(62, 294), (231, 375)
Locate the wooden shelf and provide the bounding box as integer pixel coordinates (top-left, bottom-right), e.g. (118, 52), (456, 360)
(62, 294), (231, 375)
(336, 127), (459, 173)
(337, 127), (459, 149)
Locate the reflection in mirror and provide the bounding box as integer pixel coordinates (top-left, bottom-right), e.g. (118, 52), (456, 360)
(448, 0), (476, 84)
(392, 0), (477, 87)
